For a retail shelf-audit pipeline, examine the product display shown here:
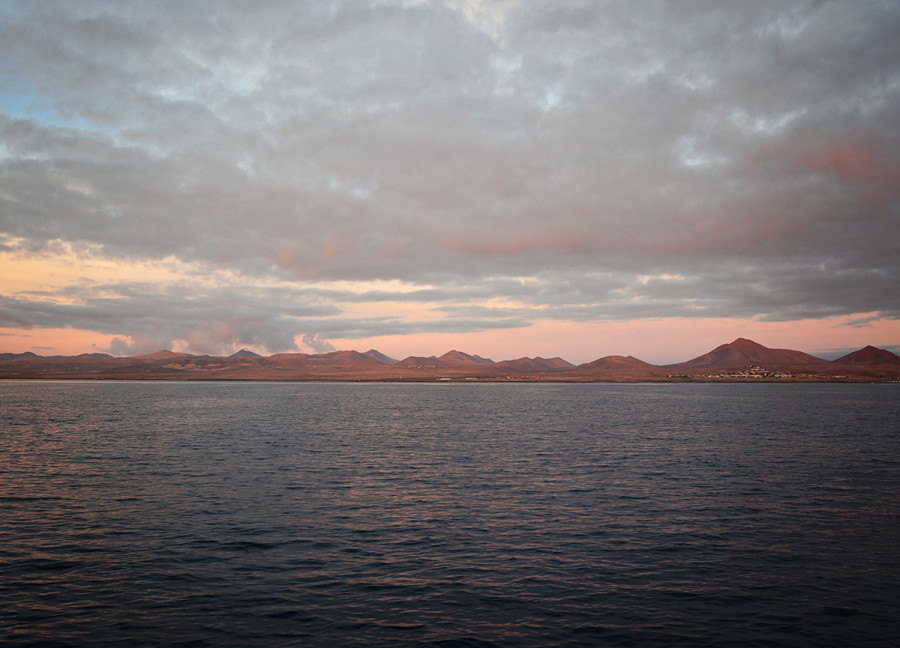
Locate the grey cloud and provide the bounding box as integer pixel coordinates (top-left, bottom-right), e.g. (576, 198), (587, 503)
(0, 283), (339, 355)
(1, 1), (898, 349)
(300, 332), (336, 354)
(292, 316), (532, 341)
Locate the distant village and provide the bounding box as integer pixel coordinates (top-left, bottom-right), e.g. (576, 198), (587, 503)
(665, 365), (865, 381)
(667, 365), (794, 380)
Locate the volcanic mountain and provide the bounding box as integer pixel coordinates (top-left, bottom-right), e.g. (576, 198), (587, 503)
(493, 357), (575, 373)
(266, 350), (383, 368)
(670, 338), (830, 369)
(0, 351), (41, 361)
(577, 355), (659, 372)
(363, 349), (399, 365)
(51, 352), (113, 359)
(832, 345), (900, 365)
(132, 350), (196, 361)
(397, 350), (494, 368)
(229, 348), (261, 358)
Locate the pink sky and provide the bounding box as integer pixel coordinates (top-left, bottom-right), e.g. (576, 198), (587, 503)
(4, 315), (898, 365)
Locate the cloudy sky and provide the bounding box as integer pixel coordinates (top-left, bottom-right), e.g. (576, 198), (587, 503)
(1, 0), (898, 363)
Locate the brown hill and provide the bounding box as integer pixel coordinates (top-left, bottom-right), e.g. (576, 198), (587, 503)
(0, 351), (41, 361)
(228, 350), (389, 379)
(228, 348), (260, 358)
(396, 354), (440, 368)
(437, 350), (494, 366)
(577, 355), (659, 372)
(132, 350), (196, 361)
(833, 345), (900, 365)
(363, 349), (399, 365)
(309, 350), (377, 365)
(265, 352), (311, 365)
(494, 357), (575, 373)
(264, 350), (383, 369)
(670, 338), (829, 369)
(397, 350), (494, 368)
(49, 352), (113, 359)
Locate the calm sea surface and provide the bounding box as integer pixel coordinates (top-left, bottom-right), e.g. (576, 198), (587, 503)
(1, 381), (898, 647)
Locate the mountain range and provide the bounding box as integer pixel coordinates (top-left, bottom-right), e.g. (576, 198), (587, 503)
(1, 338), (898, 382)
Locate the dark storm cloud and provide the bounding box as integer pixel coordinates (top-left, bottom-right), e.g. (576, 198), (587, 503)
(1, 1), (898, 350)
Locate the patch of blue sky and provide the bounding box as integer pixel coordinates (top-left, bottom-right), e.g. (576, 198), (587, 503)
(0, 89), (97, 132)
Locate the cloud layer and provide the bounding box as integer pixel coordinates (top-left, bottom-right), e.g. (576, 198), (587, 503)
(1, 1), (898, 355)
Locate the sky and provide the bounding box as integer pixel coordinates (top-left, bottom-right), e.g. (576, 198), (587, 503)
(1, 0), (898, 364)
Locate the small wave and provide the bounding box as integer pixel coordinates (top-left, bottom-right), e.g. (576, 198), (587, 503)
(215, 540), (278, 552)
(819, 606), (862, 617)
(375, 622), (426, 631)
(18, 558), (82, 572)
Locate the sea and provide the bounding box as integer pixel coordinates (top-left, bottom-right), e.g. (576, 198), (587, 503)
(1, 380), (898, 647)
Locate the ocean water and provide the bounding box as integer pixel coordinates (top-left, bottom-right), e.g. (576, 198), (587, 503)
(1, 381), (898, 647)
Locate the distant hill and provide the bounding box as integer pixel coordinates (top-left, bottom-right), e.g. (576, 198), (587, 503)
(396, 354), (439, 368)
(363, 349), (399, 365)
(494, 357), (575, 373)
(265, 350), (386, 369)
(228, 348), (261, 358)
(833, 345), (900, 365)
(0, 351), (41, 361)
(311, 350), (383, 366)
(132, 350), (196, 361)
(669, 338), (830, 369)
(40, 352), (113, 359)
(437, 350), (494, 366)
(397, 350), (494, 368)
(577, 355), (658, 372)
(2, 351), (112, 361)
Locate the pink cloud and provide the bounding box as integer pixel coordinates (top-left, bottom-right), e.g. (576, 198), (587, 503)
(802, 141), (890, 185)
(444, 230), (585, 256)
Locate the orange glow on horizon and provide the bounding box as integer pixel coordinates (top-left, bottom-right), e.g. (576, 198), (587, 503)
(331, 315), (900, 365)
(2, 315), (898, 364)
(0, 327), (121, 357)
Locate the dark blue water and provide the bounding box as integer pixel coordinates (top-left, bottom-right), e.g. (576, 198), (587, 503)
(1, 381), (898, 647)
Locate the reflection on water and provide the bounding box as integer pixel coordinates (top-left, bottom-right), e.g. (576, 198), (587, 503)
(1, 381), (898, 647)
